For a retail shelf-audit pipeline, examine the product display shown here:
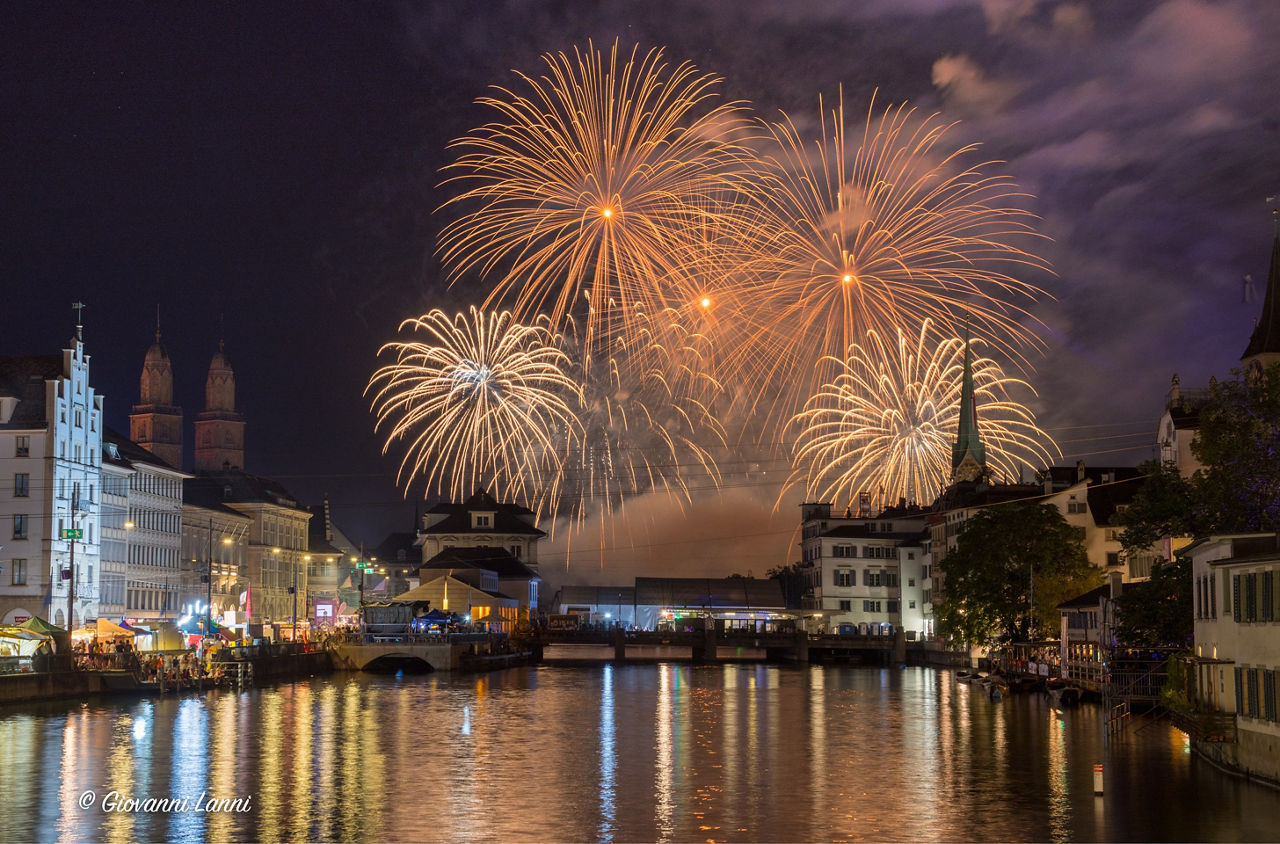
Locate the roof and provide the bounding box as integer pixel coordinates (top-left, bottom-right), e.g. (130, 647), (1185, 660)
(933, 480), (1043, 512)
(1056, 585), (1109, 610)
(822, 524), (922, 543)
(1086, 475), (1145, 527)
(371, 531), (421, 564)
(102, 427), (185, 474)
(633, 577), (786, 610)
(556, 585), (636, 606)
(422, 488), (546, 537)
(184, 470), (310, 514)
(1243, 235), (1280, 360)
(0, 355), (61, 429)
(400, 573), (518, 606)
(421, 546), (539, 580)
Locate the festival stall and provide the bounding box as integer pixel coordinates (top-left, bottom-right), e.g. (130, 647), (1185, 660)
(0, 626), (54, 673)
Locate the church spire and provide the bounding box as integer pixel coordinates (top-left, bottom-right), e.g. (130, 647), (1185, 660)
(951, 332), (986, 482)
(1242, 214), (1280, 375)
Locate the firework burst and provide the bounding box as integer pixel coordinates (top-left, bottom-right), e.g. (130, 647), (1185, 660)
(367, 307), (582, 515)
(437, 40), (761, 360)
(786, 321), (1059, 510)
(730, 92), (1051, 434)
(556, 307), (726, 531)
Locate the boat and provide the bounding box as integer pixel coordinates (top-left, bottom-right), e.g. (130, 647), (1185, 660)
(956, 671), (980, 683)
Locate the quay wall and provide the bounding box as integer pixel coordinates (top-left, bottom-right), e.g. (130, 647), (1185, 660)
(1195, 728), (1280, 791)
(0, 671), (103, 705)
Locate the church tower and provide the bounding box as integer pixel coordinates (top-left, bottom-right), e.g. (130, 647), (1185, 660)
(950, 334), (986, 483)
(1241, 224), (1280, 378)
(129, 329), (183, 468)
(193, 341), (246, 472)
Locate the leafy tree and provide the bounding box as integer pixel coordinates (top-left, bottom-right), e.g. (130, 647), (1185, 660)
(1113, 460), (1202, 560)
(765, 563), (808, 610)
(1192, 364), (1280, 532)
(937, 503), (1101, 645)
(1112, 555), (1192, 649)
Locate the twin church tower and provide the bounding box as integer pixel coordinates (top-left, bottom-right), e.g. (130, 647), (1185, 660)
(129, 330), (245, 473)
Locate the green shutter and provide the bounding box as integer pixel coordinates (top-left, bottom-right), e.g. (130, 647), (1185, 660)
(1233, 575), (1242, 619)
(1235, 668), (1244, 715)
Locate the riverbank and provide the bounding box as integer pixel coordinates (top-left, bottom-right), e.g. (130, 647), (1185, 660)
(0, 650), (333, 705)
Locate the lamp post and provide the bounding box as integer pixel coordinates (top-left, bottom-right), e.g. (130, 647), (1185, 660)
(64, 487), (81, 631)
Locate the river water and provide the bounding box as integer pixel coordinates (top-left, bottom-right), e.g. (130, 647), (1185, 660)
(1, 664), (1276, 843)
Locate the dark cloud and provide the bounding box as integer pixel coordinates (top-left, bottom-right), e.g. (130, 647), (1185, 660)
(3, 0), (1278, 570)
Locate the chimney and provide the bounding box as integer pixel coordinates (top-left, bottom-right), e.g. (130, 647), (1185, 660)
(1076, 460), (1086, 483)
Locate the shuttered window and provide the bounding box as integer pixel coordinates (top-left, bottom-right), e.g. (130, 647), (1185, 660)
(1263, 572), (1274, 623)
(1233, 575), (1242, 619)
(1234, 668), (1244, 715)
(1264, 670), (1277, 722)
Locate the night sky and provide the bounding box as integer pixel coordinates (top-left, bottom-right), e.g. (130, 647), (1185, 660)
(5, 1), (1279, 585)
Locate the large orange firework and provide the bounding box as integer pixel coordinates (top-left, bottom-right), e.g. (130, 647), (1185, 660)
(437, 41), (761, 361)
(367, 307), (582, 516)
(786, 321), (1059, 510)
(731, 93), (1051, 435)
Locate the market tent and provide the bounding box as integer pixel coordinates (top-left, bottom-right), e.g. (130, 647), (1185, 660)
(19, 616), (67, 653)
(19, 616), (65, 636)
(72, 619), (138, 642)
(0, 626), (54, 658)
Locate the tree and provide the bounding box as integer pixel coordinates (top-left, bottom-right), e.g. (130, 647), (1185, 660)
(765, 563), (808, 610)
(1193, 364), (1280, 532)
(1112, 555), (1192, 649)
(937, 503), (1102, 645)
(1113, 460), (1202, 560)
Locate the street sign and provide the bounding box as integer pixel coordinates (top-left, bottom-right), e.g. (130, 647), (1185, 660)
(62, 528), (83, 539)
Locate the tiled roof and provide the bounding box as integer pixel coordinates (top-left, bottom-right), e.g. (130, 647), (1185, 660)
(556, 585), (636, 606)
(422, 488), (545, 537)
(421, 546), (539, 580)
(184, 470), (309, 514)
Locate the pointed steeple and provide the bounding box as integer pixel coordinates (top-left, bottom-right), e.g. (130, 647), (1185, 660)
(130, 312), (184, 469)
(1242, 225), (1280, 374)
(951, 332), (986, 482)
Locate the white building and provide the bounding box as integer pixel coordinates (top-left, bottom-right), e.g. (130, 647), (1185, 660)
(1187, 532), (1280, 785)
(102, 429), (190, 624)
(0, 326), (103, 628)
(797, 501), (931, 639)
(418, 488), (545, 571)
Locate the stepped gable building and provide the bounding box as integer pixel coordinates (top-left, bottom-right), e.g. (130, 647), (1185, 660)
(194, 341), (245, 473)
(128, 329), (183, 470)
(0, 323), (104, 629)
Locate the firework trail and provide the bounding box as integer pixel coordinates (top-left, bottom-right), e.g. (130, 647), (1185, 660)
(729, 92), (1051, 436)
(786, 321), (1059, 510)
(437, 40), (762, 362)
(367, 307), (582, 517)
(555, 307), (726, 533)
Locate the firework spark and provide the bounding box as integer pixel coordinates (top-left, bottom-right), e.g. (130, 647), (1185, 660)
(730, 92), (1051, 434)
(367, 307), (582, 515)
(556, 307), (726, 531)
(786, 321), (1059, 510)
(437, 40), (761, 360)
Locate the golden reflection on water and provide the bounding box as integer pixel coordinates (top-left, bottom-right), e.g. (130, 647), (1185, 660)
(1046, 706), (1071, 842)
(6, 665), (1280, 842)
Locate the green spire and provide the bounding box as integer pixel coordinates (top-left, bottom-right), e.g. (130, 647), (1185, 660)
(951, 332), (985, 478)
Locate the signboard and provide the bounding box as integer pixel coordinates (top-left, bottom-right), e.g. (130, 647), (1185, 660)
(62, 528), (83, 539)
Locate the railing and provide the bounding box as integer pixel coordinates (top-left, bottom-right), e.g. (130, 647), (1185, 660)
(1169, 709), (1237, 743)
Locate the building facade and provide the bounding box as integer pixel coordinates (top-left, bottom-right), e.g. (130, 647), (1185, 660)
(0, 328), (103, 628)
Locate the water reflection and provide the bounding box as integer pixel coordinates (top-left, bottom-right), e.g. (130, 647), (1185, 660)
(3, 666), (1280, 842)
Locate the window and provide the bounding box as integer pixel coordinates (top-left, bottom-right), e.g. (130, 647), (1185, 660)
(1067, 498), (1087, 514)
(14, 473), (29, 497)
(1106, 552), (1121, 567)
(11, 559), (27, 585)
(510, 545), (521, 558)
(887, 600), (899, 614)
(12, 515), (27, 540)
(862, 600), (882, 613)
(909, 600), (916, 609)
(1263, 572), (1274, 623)
(834, 569), (853, 588)
(833, 545), (855, 558)
(1245, 573), (1258, 622)
(15, 436), (29, 457)
(74, 409), (83, 427)
(1233, 574), (1242, 619)
(908, 578), (915, 588)
(865, 570), (882, 587)
(838, 600), (851, 612)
